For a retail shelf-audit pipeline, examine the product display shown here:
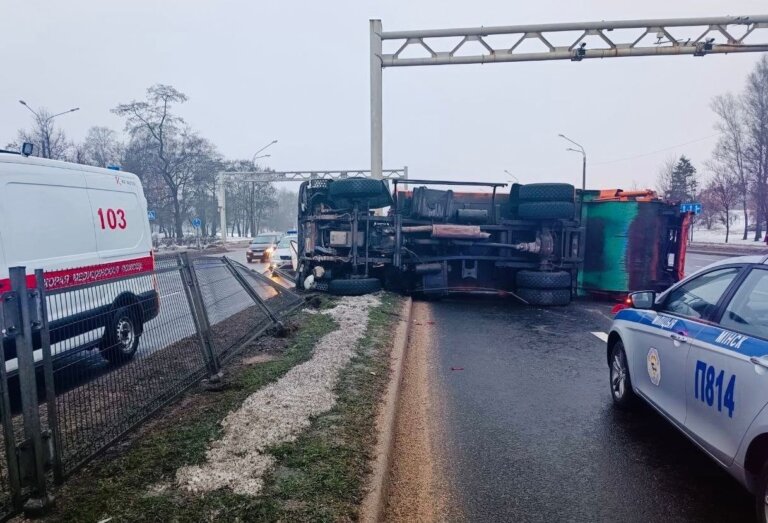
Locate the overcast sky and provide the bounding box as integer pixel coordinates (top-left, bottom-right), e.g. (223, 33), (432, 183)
(2, 0), (767, 191)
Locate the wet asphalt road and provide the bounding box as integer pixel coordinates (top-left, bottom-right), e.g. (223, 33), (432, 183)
(684, 252), (733, 275)
(421, 251), (759, 522)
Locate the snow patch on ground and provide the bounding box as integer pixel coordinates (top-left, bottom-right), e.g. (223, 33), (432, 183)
(175, 294), (380, 495)
(693, 226), (767, 247)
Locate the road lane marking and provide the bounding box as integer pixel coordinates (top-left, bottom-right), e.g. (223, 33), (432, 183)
(161, 291), (181, 298)
(591, 331), (609, 343)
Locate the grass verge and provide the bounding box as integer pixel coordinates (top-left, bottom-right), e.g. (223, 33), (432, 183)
(42, 292), (402, 522)
(43, 308), (337, 522)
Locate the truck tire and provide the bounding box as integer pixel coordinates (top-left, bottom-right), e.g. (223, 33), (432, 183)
(516, 270), (571, 289)
(102, 306), (141, 364)
(518, 183), (575, 202)
(518, 201), (575, 220)
(328, 277), (382, 296)
(328, 178), (385, 200)
(516, 288), (571, 306)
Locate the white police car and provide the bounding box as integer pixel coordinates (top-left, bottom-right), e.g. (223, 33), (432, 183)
(608, 255), (768, 521)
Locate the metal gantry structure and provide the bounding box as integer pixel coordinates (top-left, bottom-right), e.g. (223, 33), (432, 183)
(217, 168), (408, 242)
(370, 15), (768, 179)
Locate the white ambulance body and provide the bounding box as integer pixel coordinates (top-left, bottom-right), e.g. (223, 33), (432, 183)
(0, 153), (160, 372)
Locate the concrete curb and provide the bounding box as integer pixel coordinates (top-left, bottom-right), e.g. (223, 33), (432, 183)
(688, 248), (767, 257)
(360, 296), (413, 523)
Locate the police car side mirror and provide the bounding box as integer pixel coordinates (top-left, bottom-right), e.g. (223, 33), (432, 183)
(629, 291), (656, 310)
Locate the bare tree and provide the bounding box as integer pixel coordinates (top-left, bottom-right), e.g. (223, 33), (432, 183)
(655, 155), (677, 198)
(705, 169), (740, 243)
(697, 187), (718, 230)
(711, 93), (750, 239)
(113, 85), (200, 238)
(743, 56), (768, 241)
(82, 126), (122, 168)
(222, 160), (278, 237)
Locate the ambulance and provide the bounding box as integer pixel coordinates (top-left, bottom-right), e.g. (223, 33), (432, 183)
(0, 150), (160, 372)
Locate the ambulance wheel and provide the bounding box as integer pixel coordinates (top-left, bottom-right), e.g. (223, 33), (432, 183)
(102, 306), (141, 364)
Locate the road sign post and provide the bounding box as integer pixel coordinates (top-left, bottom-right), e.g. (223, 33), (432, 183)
(680, 203), (702, 215)
(192, 217), (202, 250)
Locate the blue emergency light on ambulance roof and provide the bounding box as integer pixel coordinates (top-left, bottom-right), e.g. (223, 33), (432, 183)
(107, 165), (121, 171)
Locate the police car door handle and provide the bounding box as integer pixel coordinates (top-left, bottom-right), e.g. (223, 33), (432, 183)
(670, 332), (687, 343)
(750, 357), (768, 369)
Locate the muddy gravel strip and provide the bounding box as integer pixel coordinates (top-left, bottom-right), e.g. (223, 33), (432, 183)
(176, 294), (381, 495)
(384, 301), (456, 522)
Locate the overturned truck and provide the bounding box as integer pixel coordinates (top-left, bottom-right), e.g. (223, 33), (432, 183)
(296, 178), (688, 305)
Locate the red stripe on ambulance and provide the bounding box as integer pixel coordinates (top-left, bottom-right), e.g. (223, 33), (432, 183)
(0, 254), (155, 294)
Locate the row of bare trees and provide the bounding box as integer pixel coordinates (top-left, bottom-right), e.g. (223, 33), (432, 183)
(704, 56), (768, 243)
(7, 85), (296, 240)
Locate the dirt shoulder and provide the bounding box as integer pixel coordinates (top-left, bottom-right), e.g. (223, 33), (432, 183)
(34, 292), (403, 523)
(385, 301), (455, 522)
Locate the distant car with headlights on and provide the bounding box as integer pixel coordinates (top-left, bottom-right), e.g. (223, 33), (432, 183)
(246, 233), (280, 263)
(606, 255), (768, 521)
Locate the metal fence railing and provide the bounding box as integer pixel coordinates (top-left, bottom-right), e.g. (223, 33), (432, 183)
(0, 253), (302, 519)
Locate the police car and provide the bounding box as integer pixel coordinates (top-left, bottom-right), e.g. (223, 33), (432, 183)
(608, 255), (768, 521)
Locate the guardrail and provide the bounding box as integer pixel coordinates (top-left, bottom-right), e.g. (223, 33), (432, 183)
(0, 254), (302, 519)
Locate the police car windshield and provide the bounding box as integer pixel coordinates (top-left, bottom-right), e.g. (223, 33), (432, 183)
(278, 236), (296, 248)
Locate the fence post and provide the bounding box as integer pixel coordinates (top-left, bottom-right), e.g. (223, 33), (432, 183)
(8, 267), (53, 515)
(221, 257), (284, 332)
(0, 289), (23, 511)
(177, 253), (222, 387)
(35, 270), (62, 484)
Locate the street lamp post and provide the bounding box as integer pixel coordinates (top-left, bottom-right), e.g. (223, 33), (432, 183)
(252, 140), (277, 164)
(19, 100), (79, 159)
(504, 169), (519, 183)
(558, 133), (586, 193)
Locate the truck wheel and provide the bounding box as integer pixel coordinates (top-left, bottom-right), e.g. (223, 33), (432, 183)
(516, 288), (571, 306)
(329, 178), (386, 200)
(518, 201), (575, 220)
(516, 270), (571, 289)
(610, 341), (636, 410)
(328, 278), (382, 296)
(102, 306), (141, 364)
(518, 183), (575, 202)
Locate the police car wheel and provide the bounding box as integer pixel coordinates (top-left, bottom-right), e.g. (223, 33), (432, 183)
(102, 307), (141, 365)
(755, 461), (768, 523)
(610, 341), (635, 409)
